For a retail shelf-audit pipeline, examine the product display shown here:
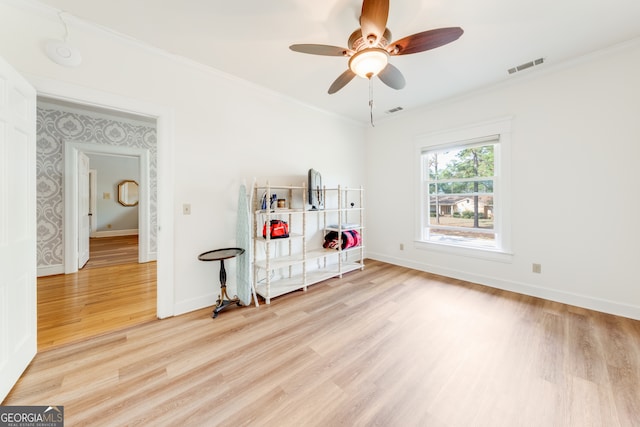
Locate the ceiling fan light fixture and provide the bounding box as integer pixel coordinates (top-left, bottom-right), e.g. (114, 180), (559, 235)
(349, 48), (389, 79)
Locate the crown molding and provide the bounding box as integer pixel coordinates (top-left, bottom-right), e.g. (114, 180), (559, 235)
(385, 35), (640, 125)
(4, 0), (362, 127)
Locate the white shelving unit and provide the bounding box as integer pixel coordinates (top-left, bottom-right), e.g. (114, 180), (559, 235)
(252, 182), (364, 304)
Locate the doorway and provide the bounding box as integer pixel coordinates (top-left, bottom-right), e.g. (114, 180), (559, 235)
(35, 98), (160, 348)
(64, 141), (151, 274)
(85, 153), (141, 268)
(32, 75), (175, 321)
(84, 152), (142, 268)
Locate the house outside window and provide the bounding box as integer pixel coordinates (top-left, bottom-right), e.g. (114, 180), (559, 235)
(424, 142), (496, 247)
(415, 118), (512, 261)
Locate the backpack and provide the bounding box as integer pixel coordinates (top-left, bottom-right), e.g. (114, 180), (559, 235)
(323, 229), (360, 250)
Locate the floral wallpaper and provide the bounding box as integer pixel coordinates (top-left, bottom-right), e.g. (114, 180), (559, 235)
(37, 105), (157, 269)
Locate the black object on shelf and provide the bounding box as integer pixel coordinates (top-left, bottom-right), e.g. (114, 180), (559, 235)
(308, 168), (323, 210)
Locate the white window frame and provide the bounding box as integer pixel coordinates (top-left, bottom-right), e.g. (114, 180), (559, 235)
(414, 117), (513, 262)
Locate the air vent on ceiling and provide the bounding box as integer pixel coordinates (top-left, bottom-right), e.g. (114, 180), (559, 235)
(508, 57), (544, 75)
(385, 106), (404, 114)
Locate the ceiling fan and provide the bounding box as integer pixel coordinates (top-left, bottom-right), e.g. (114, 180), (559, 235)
(289, 0), (463, 95)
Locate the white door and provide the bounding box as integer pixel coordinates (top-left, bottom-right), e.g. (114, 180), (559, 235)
(89, 169), (97, 237)
(0, 56), (37, 401)
(78, 152), (90, 268)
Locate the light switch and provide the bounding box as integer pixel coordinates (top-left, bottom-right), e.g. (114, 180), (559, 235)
(103, 192), (110, 200)
(183, 204), (191, 215)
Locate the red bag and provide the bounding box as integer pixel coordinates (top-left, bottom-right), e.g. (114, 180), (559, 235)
(263, 220), (289, 239)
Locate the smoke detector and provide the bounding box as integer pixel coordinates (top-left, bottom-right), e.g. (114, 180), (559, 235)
(45, 40), (82, 67)
(44, 11), (82, 68)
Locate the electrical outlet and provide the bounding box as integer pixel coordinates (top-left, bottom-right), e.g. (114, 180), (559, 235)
(103, 192), (110, 200)
(532, 263), (542, 274)
(183, 204), (191, 215)
(400, 243), (404, 250)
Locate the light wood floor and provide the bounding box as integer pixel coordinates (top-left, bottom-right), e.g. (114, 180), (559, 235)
(6, 260), (640, 426)
(37, 235), (156, 350)
(84, 235), (140, 269)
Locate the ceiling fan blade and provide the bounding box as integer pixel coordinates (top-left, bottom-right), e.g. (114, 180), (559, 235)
(289, 44), (351, 57)
(360, 0), (389, 44)
(388, 27), (464, 56)
(378, 63), (406, 90)
(328, 69), (356, 94)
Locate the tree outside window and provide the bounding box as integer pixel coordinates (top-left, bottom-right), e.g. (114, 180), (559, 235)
(423, 141), (497, 248)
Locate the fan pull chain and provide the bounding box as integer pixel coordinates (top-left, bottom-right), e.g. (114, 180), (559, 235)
(369, 78), (375, 127)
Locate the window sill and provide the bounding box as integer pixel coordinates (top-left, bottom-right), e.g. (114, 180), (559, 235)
(414, 240), (514, 263)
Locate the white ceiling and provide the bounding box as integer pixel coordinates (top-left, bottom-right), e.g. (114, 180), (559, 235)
(35, 0), (640, 125)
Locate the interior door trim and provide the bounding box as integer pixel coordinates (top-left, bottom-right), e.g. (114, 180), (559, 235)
(29, 74), (175, 319)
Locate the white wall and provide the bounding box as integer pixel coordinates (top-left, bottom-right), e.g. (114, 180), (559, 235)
(366, 39), (640, 320)
(0, 1), (366, 315)
(4, 1), (637, 321)
(87, 153), (139, 232)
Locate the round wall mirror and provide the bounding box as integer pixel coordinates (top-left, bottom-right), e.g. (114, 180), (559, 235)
(117, 180), (139, 206)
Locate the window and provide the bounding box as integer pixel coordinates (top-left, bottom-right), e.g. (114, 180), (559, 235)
(415, 118), (512, 260)
(424, 140), (496, 247)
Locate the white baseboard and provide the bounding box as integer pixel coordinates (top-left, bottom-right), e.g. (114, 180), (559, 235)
(93, 229), (139, 238)
(173, 292), (218, 317)
(367, 252), (640, 321)
(38, 264), (64, 277)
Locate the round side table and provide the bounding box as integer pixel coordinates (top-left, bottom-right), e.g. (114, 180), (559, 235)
(198, 247), (245, 318)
